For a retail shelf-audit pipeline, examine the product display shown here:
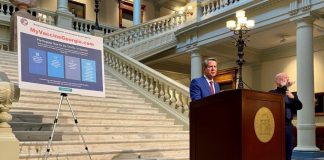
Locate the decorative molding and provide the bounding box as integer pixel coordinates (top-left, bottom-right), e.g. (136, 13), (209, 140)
(289, 0), (313, 18)
(301, 0), (311, 11)
(289, 0), (299, 15)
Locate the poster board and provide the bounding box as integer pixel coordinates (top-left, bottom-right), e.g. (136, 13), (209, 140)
(17, 16), (105, 97)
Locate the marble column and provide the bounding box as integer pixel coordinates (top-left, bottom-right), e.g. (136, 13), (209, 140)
(294, 17), (319, 151)
(56, 0), (73, 29)
(191, 49), (202, 80)
(133, 0), (141, 25)
(57, 0), (69, 12)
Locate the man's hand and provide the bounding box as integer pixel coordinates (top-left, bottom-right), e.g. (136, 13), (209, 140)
(286, 91), (295, 99)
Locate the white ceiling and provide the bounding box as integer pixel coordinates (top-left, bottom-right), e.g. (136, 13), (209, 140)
(153, 0), (189, 11)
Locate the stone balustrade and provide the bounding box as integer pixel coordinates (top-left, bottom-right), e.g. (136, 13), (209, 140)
(0, 0), (15, 16)
(0, 41), (9, 51)
(104, 46), (190, 122)
(103, 13), (188, 49)
(0, 0), (119, 33)
(201, 0), (240, 17)
(119, 30), (176, 59)
(73, 17), (118, 35)
(30, 8), (55, 25)
(0, 0), (55, 25)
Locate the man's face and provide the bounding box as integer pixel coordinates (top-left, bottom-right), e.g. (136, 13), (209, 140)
(278, 74), (290, 87)
(204, 60), (217, 80)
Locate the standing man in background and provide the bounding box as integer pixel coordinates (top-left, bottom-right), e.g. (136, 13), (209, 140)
(190, 57), (220, 101)
(269, 73), (303, 160)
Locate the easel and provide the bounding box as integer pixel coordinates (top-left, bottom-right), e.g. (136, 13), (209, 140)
(44, 93), (92, 160)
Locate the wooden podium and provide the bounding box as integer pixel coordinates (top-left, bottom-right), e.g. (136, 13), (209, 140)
(190, 89), (285, 160)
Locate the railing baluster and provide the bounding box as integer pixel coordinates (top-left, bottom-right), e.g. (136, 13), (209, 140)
(170, 89), (177, 107)
(176, 93), (184, 112)
(149, 77), (154, 94)
(0, 3), (3, 13)
(140, 72), (145, 88)
(154, 79), (159, 96)
(183, 96), (189, 116)
(159, 82), (165, 100)
(164, 85), (171, 104)
(3, 4), (7, 15)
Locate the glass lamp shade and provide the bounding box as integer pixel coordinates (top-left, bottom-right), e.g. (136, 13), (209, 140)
(226, 20), (236, 30)
(187, 5), (193, 10)
(236, 10), (245, 18)
(237, 17), (247, 27)
(246, 20), (255, 28)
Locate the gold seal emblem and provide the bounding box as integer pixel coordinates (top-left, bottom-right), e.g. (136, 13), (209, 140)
(254, 107), (275, 143)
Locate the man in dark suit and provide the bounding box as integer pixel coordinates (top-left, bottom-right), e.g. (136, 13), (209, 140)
(190, 57), (220, 101)
(269, 73), (303, 160)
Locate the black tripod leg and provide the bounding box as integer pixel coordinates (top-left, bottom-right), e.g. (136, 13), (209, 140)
(44, 94), (64, 160)
(65, 95), (92, 160)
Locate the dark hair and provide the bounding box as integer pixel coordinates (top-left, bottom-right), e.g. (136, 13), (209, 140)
(202, 57), (218, 68)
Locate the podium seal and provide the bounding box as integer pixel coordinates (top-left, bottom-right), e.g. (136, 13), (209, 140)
(254, 107), (275, 143)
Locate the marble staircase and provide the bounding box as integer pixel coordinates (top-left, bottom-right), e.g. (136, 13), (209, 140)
(0, 51), (189, 160)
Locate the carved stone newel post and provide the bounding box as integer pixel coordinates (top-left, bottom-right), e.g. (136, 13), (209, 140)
(0, 81), (20, 160)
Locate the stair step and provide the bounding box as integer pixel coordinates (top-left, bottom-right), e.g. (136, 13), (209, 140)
(19, 147), (189, 160)
(11, 113), (174, 125)
(18, 95), (147, 105)
(13, 101), (154, 110)
(19, 139), (189, 154)
(11, 111), (166, 120)
(0, 50), (190, 160)
(20, 90), (144, 101)
(11, 112), (168, 122)
(11, 107), (161, 117)
(12, 106), (158, 116)
(14, 131), (189, 141)
(10, 122), (183, 132)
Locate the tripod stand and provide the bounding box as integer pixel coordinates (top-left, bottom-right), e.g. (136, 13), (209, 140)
(44, 93), (92, 160)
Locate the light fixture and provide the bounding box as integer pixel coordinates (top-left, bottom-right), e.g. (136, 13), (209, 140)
(178, 5), (193, 16)
(94, 0), (102, 30)
(226, 10), (255, 89)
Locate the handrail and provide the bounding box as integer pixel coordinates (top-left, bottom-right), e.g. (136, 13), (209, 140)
(72, 17), (119, 35)
(104, 45), (190, 123)
(200, 0), (241, 17)
(103, 12), (188, 48)
(104, 13), (182, 37)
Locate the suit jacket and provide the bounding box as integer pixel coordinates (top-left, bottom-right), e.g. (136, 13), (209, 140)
(269, 88), (303, 123)
(190, 76), (220, 101)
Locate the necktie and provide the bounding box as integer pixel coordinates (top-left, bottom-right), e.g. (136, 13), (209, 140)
(209, 81), (214, 95)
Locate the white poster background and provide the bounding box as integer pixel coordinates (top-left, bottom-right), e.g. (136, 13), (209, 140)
(17, 16), (105, 97)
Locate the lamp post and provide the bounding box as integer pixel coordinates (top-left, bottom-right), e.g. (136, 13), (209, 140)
(226, 10), (255, 89)
(94, 0), (101, 30)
